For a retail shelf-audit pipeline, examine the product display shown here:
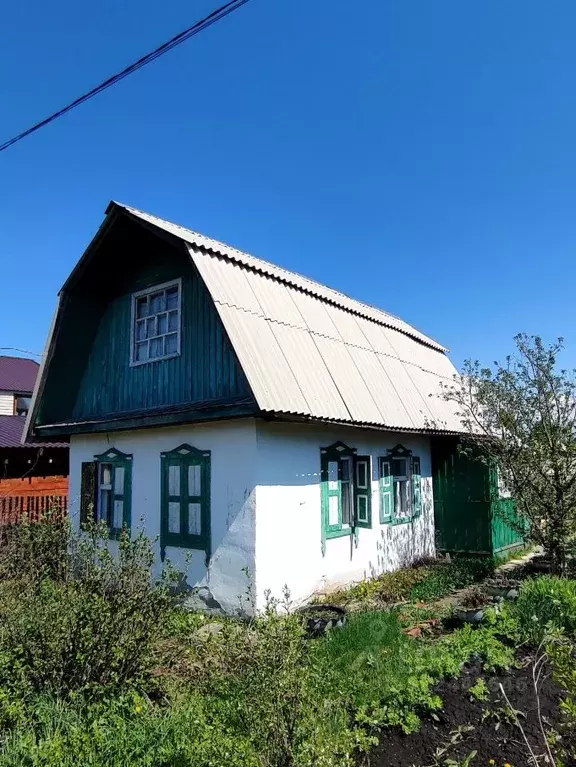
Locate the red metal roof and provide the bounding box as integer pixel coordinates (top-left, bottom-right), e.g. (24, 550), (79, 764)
(0, 356), (39, 393)
(0, 416), (67, 449)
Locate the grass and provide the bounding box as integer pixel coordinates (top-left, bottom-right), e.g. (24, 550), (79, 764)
(319, 556), (496, 609)
(311, 608), (516, 734)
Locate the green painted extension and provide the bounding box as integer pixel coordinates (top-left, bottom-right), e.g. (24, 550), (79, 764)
(432, 437), (524, 556)
(160, 443), (211, 565)
(35, 212), (256, 435)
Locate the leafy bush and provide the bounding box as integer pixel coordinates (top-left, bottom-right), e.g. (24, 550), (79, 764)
(0, 523), (174, 705)
(0, 694), (261, 767)
(514, 576), (576, 644)
(547, 636), (576, 764)
(166, 592), (373, 767)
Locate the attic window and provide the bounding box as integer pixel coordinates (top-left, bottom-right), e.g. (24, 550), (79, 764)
(130, 279), (181, 366)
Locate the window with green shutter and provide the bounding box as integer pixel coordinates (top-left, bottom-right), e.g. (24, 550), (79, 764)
(354, 455), (372, 528)
(320, 443), (373, 553)
(92, 448), (132, 537)
(379, 445), (422, 524)
(379, 456), (393, 523)
(161, 444), (211, 563)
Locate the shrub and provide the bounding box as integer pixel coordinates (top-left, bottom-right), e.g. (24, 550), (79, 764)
(514, 576), (576, 644)
(0, 694), (260, 767)
(172, 592), (372, 767)
(0, 524), (175, 704)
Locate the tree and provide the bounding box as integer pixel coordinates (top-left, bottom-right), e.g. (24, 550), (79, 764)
(443, 334), (576, 574)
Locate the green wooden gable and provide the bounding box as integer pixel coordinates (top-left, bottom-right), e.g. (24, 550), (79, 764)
(35, 213), (256, 435)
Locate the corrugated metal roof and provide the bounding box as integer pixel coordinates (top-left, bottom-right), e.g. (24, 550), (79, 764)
(0, 356), (39, 393)
(105, 203), (465, 433)
(0, 415), (67, 448)
(117, 203), (447, 352)
(109, 202), (465, 433)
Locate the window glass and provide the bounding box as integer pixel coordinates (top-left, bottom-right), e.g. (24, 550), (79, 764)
(168, 502), (180, 534)
(340, 456), (352, 526)
(188, 503), (202, 535)
(132, 281), (180, 364)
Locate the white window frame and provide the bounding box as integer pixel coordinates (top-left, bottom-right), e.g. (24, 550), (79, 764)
(130, 278), (182, 367)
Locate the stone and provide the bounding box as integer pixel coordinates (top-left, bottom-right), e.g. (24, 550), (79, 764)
(194, 622), (224, 641)
(183, 586), (227, 617)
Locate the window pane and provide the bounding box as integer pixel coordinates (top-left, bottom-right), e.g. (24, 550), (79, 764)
(188, 503), (202, 535)
(168, 465), (180, 496)
(356, 495), (368, 523)
(136, 297), (148, 319)
(145, 317), (156, 338)
(341, 481), (352, 526)
(135, 342), (147, 362)
(157, 313), (168, 335)
(100, 463), (112, 487)
(136, 320), (147, 341)
(341, 457), (352, 482)
(328, 461), (338, 491)
(99, 489), (111, 524)
(188, 464), (201, 496)
(395, 479), (409, 516)
(113, 500), (123, 529)
(168, 310), (179, 331)
(150, 291), (165, 314)
(149, 337), (164, 359)
(165, 333), (178, 355)
(356, 461), (368, 489)
(392, 458), (407, 479)
(114, 466), (125, 496)
(328, 495), (339, 526)
(166, 286), (179, 310)
(168, 502), (180, 534)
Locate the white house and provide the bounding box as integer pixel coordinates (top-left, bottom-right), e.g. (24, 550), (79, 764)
(26, 202), (464, 613)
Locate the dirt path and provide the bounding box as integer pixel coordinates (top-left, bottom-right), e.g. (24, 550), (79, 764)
(431, 548), (539, 612)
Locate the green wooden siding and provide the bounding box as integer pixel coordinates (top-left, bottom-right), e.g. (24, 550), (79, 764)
(36, 216), (254, 429)
(432, 437), (523, 556)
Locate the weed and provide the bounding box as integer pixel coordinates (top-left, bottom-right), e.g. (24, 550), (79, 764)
(469, 677), (489, 701)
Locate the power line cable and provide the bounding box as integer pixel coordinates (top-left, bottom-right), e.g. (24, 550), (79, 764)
(0, 0), (252, 153)
(0, 348), (42, 357)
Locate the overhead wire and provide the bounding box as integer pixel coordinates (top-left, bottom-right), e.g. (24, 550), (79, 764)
(0, 0), (252, 153)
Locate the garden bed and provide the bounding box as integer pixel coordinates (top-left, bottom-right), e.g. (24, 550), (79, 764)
(369, 651), (570, 767)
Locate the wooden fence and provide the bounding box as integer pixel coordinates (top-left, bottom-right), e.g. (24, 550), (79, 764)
(0, 476), (69, 525)
(0, 494), (68, 525)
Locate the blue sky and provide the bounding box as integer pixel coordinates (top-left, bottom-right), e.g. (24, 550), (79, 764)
(1, 0), (575, 369)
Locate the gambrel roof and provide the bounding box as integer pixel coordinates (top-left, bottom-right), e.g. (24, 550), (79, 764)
(27, 202), (465, 439)
(114, 204), (463, 433)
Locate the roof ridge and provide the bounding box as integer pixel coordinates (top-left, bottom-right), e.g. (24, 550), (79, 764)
(114, 201), (447, 353)
(0, 354), (38, 363)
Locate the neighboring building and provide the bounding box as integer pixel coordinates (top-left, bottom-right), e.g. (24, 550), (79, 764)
(0, 355), (37, 418)
(27, 201), (469, 613)
(0, 355), (68, 521)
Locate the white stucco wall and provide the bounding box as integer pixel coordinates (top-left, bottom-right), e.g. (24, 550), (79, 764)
(69, 419), (258, 614)
(68, 417), (436, 614)
(0, 392), (14, 415)
(254, 421), (435, 609)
